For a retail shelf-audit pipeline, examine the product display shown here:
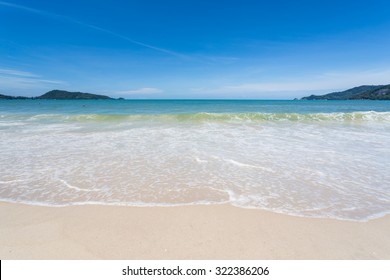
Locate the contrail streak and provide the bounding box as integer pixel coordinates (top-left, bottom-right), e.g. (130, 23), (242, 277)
(0, 1), (187, 58)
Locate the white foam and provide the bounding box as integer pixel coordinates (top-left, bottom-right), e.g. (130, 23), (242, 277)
(195, 157), (207, 163)
(59, 179), (99, 192)
(0, 179), (26, 184)
(1, 111), (389, 221)
(225, 159), (274, 172)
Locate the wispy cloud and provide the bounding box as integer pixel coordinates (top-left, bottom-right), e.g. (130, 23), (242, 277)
(0, 1), (187, 58)
(0, 68), (39, 77)
(0, 1), (41, 13)
(318, 68), (390, 87)
(115, 88), (163, 95)
(0, 67), (65, 89)
(196, 55), (240, 65)
(192, 68), (390, 96)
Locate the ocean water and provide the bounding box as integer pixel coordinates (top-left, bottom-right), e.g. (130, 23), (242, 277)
(0, 99), (389, 221)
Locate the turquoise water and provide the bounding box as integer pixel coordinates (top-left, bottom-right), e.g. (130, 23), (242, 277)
(1, 100), (389, 221)
(1, 99), (390, 115)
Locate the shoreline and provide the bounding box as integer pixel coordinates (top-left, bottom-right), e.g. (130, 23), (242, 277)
(1, 201), (389, 259)
(0, 200), (388, 223)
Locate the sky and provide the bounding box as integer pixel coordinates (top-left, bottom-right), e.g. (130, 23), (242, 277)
(1, 0), (390, 99)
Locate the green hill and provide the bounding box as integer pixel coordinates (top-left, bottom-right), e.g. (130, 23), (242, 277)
(301, 85), (390, 100)
(37, 90), (113, 100)
(0, 93), (29, 99)
(0, 90), (115, 100)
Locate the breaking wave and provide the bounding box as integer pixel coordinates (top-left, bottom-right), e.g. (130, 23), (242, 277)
(2, 111), (390, 123)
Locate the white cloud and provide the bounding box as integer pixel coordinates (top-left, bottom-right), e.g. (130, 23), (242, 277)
(115, 88), (163, 95)
(0, 67), (65, 90)
(319, 68), (390, 87)
(192, 68), (390, 96)
(0, 68), (39, 77)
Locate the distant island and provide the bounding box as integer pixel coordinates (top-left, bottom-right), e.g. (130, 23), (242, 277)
(2, 86), (390, 100)
(0, 90), (116, 100)
(301, 84), (390, 100)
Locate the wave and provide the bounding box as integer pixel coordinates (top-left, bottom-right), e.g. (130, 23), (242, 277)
(1, 197), (389, 222)
(2, 111), (390, 123)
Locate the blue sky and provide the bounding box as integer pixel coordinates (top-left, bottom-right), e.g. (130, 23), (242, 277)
(1, 0), (390, 99)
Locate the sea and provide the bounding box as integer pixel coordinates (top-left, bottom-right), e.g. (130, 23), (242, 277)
(0, 99), (389, 221)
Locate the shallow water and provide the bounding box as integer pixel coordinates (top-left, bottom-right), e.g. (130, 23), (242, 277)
(1, 100), (389, 221)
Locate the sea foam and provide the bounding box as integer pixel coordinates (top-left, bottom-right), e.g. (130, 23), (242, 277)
(1, 101), (389, 221)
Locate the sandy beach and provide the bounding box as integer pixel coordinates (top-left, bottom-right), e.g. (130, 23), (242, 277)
(0, 201), (389, 259)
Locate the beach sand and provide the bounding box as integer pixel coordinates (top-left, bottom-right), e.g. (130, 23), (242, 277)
(0, 201), (389, 259)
